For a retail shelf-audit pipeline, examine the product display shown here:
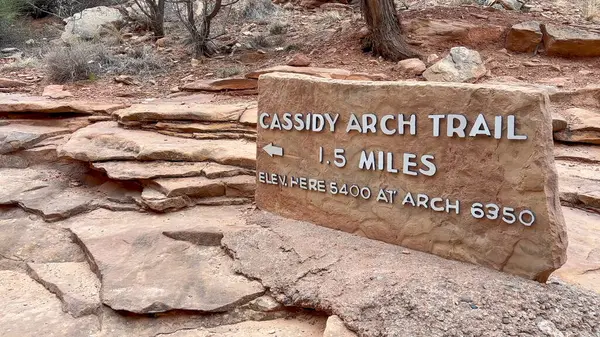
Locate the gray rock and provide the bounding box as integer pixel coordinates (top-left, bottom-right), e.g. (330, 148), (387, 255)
(0, 270), (99, 336)
(537, 319), (565, 337)
(247, 295), (283, 312)
(26, 262), (101, 317)
(61, 6), (123, 43)
(222, 211), (600, 337)
(141, 187), (190, 212)
(423, 47), (486, 82)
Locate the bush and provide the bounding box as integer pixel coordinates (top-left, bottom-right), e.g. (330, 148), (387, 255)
(269, 22), (287, 35)
(216, 66), (242, 78)
(237, 0), (276, 20)
(45, 43), (105, 83)
(0, 0), (23, 21)
(44, 43), (164, 83)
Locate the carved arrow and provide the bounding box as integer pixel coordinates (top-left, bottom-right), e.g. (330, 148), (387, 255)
(263, 143), (284, 157)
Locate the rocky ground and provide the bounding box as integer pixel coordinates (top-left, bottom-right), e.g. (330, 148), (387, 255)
(1, 0), (600, 336)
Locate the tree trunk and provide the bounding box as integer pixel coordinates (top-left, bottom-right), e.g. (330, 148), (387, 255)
(153, 0), (165, 38)
(360, 0), (417, 61)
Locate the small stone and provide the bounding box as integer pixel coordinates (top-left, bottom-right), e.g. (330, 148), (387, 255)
(324, 315), (357, 337)
(248, 295), (283, 312)
(42, 85), (74, 99)
(536, 319), (565, 337)
(506, 21), (543, 53)
(287, 53), (311, 67)
(397, 58), (426, 76)
(155, 37), (167, 47)
(114, 75), (137, 86)
(502, 317), (510, 324)
(426, 53), (439, 65)
(401, 250), (411, 254)
(423, 47), (487, 82)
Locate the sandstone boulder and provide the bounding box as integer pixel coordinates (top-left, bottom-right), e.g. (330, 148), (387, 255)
(26, 262), (101, 317)
(398, 58), (426, 76)
(58, 122), (256, 168)
(506, 21), (543, 53)
(554, 108), (600, 145)
(257, 73), (565, 281)
(63, 207), (264, 313)
(114, 102), (256, 123)
(246, 65), (387, 81)
(542, 24), (600, 57)
(61, 6), (123, 43)
(181, 78), (258, 92)
(287, 53), (311, 67)
(0, 271), (99, 336)
(423, 47), (486, 82)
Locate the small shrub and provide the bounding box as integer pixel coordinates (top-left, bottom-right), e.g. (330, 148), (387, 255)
(269, 22), (287, 35)
(237, 0), (276, 20)
(250, 34), (270, 48)
(45, 43), (105, 83)
(216, 66), (242, 78)
(45, 43), (164, 83)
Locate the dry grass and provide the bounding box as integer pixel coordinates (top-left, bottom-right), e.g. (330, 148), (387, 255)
(44, 42), (164, 83)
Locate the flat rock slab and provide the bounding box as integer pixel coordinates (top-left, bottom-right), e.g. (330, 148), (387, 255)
(92, 161), (253, 180)
(0, 208), (85, 268)
(403, 18), (506, 48)
(62, 207), (264, 313)
(0, 94), (127, 115)
(0, 167), (97, 221)
(257, 73), (566, 281)
(151, 122), (255, 134)
(554, 107), (600, 145)
(150, 175), (255, 198)
(542, 23), (600, 57)
(239, 106), (257, 125)
(246, 65), (387, 81)
(557, 160), (600, 211)
(59, 122), (256, 168)
(27, 262), (101, 317)
(552, 207), (600, 294)
(164, 317), (327, 337)
(114, 102), (256, 123)
(0, 271), (99, 337)
(181, 78), (258, 92)
(222, 211), (600, 337)
(0, 124), (71, 154)
(554, 143), (600, 164)
(0, 78), (27, 88)
(550, 85), (600, 108)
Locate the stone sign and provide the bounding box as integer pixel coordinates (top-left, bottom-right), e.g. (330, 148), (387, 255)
(255, 73), (567, 281)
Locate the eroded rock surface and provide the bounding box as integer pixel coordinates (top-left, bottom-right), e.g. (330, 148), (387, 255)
(0, 94), (127, 115)
(506, 21), (543, 53)
(181, 78), (258, 92)
(542, 24), (600, 57)
(552, 207), (600, 294)
(557, 160), (600, 211)
(114, 102), (256, 123)
(554, 107), (600, 145)
(26, 262), (101, 317)
(246, 65), (387, 81)
(0, 124), (70, 154)
(0, 270), (99, 337)
(222, 211), (600, 337)
(62, 207), (264, 313)
(554, 144), (600, 164)
(423, 47), (486, 82)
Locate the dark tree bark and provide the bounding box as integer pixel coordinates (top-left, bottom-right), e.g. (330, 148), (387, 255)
(360, 0), (417, 61)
